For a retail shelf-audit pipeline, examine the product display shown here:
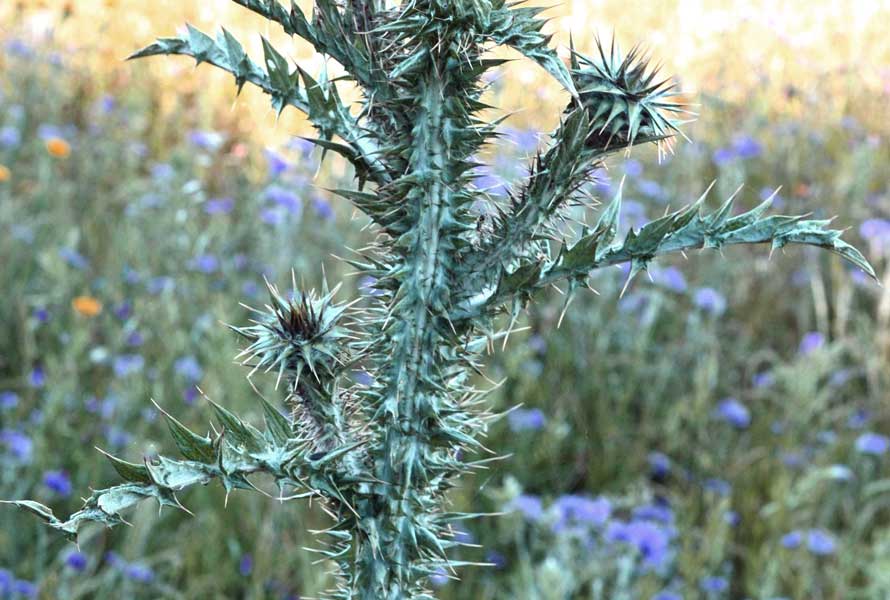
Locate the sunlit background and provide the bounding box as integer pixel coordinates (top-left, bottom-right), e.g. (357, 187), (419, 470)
(2, 1), (890, 598)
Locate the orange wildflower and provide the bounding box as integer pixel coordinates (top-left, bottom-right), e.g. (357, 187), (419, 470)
(45, 137), (71, 158)
(72, 296), (102, 317)
(0, 164), (9, 182)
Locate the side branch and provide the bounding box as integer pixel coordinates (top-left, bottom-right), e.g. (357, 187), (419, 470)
(129, 25), (390, 185)
(454, 185), (876, 319)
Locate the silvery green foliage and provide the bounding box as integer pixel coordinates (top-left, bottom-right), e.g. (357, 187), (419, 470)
(7, 1), (875, 598)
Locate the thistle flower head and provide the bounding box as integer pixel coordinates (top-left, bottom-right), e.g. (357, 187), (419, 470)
(232, 278), (354, 387)
(572, 37), (690, 149)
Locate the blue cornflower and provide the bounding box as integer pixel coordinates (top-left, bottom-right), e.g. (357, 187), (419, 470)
(807, 529), (836, 555)
(190, 254), (219, 274)
(2, 429), (34, 462)
(59, 247), (89, 270)
(0, 125), (21, 148)
(265, 185), (303, 214)
(485, 550), (507, 569)
(0, 391), (18, 410)
(712, 147), (735, 166)
(239, 554), (253, 577)
(174, 356), (203, 382)
(508, 494), (544, 522)
(605, 519), (671, 568)
(113, 354), (144, 377)
(429, 566), (449, 587)
(123, 562), (155, 583)
(752, 371), (774, 388)
(12, 579), (37, 598)
(693, 287), (726, 315)
(29, 366), (45, 389)
(651, 592), (682, 600)
(780, 530), (802, 549)
(855, 432), (889, 455)
(507, 408), (546, 432)
(264, 148), (291, 178)
(205, 197), (235, 215)
(312, 197), (335, 220)
(65, 551), (88, 572)
(714, 398), (750, 429)
(43, 470), (72, 497)
(700, 576), (728, 593)
(552, 495), (611, 531)
(647, 452), (671, 479)
(652, 266), (687, 293)
(624, 159), (643, 177)
(632, 502), (673, 525)
(188, 129), (223, 151)
(798, 331), (825, 355)
(732, 135), (762, 159)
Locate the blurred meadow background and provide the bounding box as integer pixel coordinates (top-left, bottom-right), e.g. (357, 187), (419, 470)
(2, 1), (890, 598)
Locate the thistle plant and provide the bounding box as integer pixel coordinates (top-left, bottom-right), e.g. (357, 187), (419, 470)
(7, 1), (876, 598)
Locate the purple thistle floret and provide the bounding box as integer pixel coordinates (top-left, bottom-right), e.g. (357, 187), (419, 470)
(714, 398), (750, 429)
(43, 470), (72, 497)
(507, 408), (546, 432)
(855, 432), (889, 455)
(798, 331), (825, 355)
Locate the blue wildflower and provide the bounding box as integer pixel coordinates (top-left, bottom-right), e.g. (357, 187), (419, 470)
(624, 159), (643, 177)
(847, 409), (871, 429)
(637, 179), (664, 199)
(205, 197), (235, 215)
(552, 495), (611, 531)
(312, 197), (335, 220)
(855, 432), (889, 455)
(174, 356), (203, 382)
(265, 185), (303, 214)
(732, 135), (762, 159)
(239, 554), (253, 577)
(507, 408), (546, 432)
(429, 566), (449, 587)
(806, 529), (836, 555)
(147, 276), (174, 295)
(65, 551), (88, 572)
(12, 579), (37, 598)
(260, 207), (285, 225)
(712, 147), (735, 166)
(113, 354), (144, 377)
(693, 287), (726, 315)
(126, 331), (145, 347)
(798, 331), (825, 355)
(188, 129), (223, 151)
(647, 452), (671, 479)
(0, 125), (21, 148)
(0, 391), (19, 410)
(59, 247), (89, 270)
(652, 592), (682, 600)
(605, 519), (671, 568)
(1, 429), (33, 462)
(714, 398), (750, 429)
(29, 366), (45, 389)
(43, 470), (72, 497)
(633, 502), (673, 525)
(780, 530), (802, 549)
(700, 576), (728, 593)
(484, 550), (507, 569)
(508, 494), (544, 521)
(752, 371), (774, 388)
(150, 163), (175, 181)
(652, 266), (687, 293)
(264, 148), (290, 177)
(190, 254), (219, 274)
(123, 563), (155, 583)
(703, 478), (732, 496)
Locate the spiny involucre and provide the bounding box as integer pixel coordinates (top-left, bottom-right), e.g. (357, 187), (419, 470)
(6, 1), (875, 598)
